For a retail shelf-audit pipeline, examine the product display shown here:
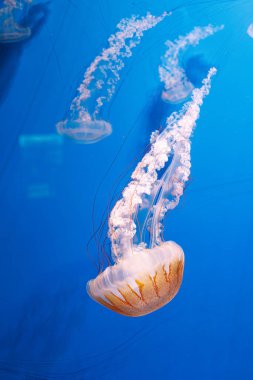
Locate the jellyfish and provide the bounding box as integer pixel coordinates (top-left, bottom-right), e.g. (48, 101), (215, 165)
(159, 24), (222, 104)
(0, 0), (31, 43)
(87, 67), (217, 317)
(56, 11), (168, 144)
(247, 23), (253, 38)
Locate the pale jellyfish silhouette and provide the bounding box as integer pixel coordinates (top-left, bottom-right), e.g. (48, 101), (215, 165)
(56, 12), (168, 144)
(247, 23), (253, 38)
(159, 24), (222, 104)
(87, 67), (217, 317)
(0, 0), (31, 43)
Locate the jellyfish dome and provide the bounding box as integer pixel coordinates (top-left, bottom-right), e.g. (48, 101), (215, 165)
(87, 242), (184, 317)
(161, 74), (194, 104)
(247, 23), (253, 38)
(87, 68), (216, 317)
(0, 1), (31, 43)
(56, 118), (112, 144)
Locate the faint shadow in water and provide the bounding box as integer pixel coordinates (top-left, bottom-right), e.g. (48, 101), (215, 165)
(0, 1), (50, 104)
(146, 54), (212, 140)
(0, 264), (160, 379)
(185, 54), (211, 87)
(145, 85), (178, 139)
(0, 267), (88, 378)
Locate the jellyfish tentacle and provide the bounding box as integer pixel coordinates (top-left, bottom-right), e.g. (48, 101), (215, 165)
(0, 0), (31, 43)
(148, 148), (182, 248)
(149, 68), (217, 244)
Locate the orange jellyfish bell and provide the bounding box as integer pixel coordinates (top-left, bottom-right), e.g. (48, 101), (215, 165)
(87, 241), (184, 317)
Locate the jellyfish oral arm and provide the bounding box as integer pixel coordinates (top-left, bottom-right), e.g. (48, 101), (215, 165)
(0, 0), (31, 43)
(74, 12), (169, 115)
(109, 67), (217, 262)
(159, 24), (223, 103)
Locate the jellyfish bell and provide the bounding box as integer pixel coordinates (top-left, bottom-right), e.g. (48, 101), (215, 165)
(0, 21), (31, 43)
(87, 241), (184, 317)
(247, 23), (253, 39)
(161, 79), (194, 104)
(0, 1), (31, 43)
(56, 118), (112, 144)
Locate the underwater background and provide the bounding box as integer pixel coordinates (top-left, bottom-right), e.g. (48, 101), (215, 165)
(0, 0), (253, 379)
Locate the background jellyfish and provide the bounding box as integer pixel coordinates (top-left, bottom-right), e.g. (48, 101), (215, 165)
(159, 24), (222, 104)
(247, 23), (253, 38)
(0, 0), (31, 43)
(87, 67), (216, 317)
(56, 11), (168, 144)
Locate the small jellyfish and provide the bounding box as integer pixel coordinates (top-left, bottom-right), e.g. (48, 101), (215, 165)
(247, 23), (253, 38)
(87, 68), (217, 317)
(56, 12), (168, 144)
(0, 0), (31, 43)
(159, 24), (223, 103)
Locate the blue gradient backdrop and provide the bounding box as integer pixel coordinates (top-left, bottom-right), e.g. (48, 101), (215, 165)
(0, 0), (253, 379)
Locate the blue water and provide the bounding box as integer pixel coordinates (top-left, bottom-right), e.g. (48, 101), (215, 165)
(0, 0), (253, 379)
